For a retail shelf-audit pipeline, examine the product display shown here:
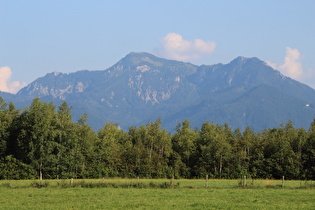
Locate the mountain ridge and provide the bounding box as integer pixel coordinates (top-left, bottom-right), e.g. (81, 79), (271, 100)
(2, 52), (315, 132)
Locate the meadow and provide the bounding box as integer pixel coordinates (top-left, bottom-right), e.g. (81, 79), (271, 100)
(0, 179), (315, 209)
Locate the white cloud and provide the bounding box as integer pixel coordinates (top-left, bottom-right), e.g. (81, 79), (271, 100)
(0, 66), (27, 94)
(266, 47), (303, 80)
(279, 47), (303, 79)
(266, 47), (315, 89)
(156, 33), (216, 61)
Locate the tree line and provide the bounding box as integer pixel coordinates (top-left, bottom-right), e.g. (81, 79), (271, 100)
(0, 97), (315, 180)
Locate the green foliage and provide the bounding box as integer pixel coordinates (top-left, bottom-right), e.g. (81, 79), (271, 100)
(0, 99), (19, 157)
(127, 118), (172, 178)
(14, 98), (57, 180)
(1, 97), (315, 180)
(92, 123), (125, 177)
(172, 119), (198, 177)
(0, 155), (36, 179)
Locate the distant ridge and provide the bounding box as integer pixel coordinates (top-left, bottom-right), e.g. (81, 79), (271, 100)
(1, 52), (315, 131)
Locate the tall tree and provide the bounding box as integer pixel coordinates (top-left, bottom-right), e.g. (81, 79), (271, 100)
(172, 119), (198, 177)
(53, 101), (79, 178)
(232, 127), (256, 177)
(197, 122), (232, 178)
(94, 123), (125, 177)
(15, 98), (57, 180)
(261, 121), (301, 179)
(75, 113), (98, 178)
(0, 97), (8, 157)
(145, 118), (172, 177)
(128, 118), (172, 178)
(303, 119), (315, 179)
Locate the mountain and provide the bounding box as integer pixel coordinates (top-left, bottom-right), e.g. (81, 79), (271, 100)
(2, 52), (315, 131)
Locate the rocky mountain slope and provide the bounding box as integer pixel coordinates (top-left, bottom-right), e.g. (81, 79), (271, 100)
(2, 52), (315, 131)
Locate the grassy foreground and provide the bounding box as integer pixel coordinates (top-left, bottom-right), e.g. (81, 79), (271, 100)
(1, 179), (315, 209)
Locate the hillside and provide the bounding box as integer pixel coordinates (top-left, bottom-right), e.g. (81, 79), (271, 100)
(1, 52), (315, 131)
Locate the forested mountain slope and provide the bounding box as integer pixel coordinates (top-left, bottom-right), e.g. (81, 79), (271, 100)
(1, 52), (315, 131)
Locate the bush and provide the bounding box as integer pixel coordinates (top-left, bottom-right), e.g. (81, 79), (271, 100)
(0, 155), (36, 180)
(30, 181), (50, 188)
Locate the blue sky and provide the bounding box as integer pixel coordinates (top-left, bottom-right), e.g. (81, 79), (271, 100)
(1, 0), (314, 93)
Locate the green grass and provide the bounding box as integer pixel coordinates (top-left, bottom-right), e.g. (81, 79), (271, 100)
(0, 179), (315, 209)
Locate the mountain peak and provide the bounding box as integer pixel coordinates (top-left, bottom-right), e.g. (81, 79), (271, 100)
(128, 51), (153, 56)
(235, 56), (248, 61)
(116, 52), (162, 67)
(230, 56), (263, 64)
(125, 51), (159, 60)
(108, 52), (198, 76)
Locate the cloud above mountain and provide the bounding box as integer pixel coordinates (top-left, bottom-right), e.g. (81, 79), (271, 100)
(0, 66), (27, 93)
(267, 47), (302, 80)
(266, 47), (315, 89)
(156, 33), (216, 61)
(279, 47), (303, 79)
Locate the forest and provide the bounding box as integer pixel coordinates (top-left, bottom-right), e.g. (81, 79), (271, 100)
(0, 96), (315, 180)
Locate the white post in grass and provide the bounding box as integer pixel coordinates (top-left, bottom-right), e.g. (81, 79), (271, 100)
(244, 176), (247, 187)
(282, 176), (285, 188)
(205, 175), (209, 188)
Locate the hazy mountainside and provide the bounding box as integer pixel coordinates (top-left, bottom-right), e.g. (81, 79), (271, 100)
(2, 52), (315, 131)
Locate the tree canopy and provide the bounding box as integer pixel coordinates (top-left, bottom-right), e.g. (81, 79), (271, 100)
(1, 96), (315, 180)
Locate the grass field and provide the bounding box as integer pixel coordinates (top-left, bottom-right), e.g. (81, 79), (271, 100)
(1, 179), (315, 209)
